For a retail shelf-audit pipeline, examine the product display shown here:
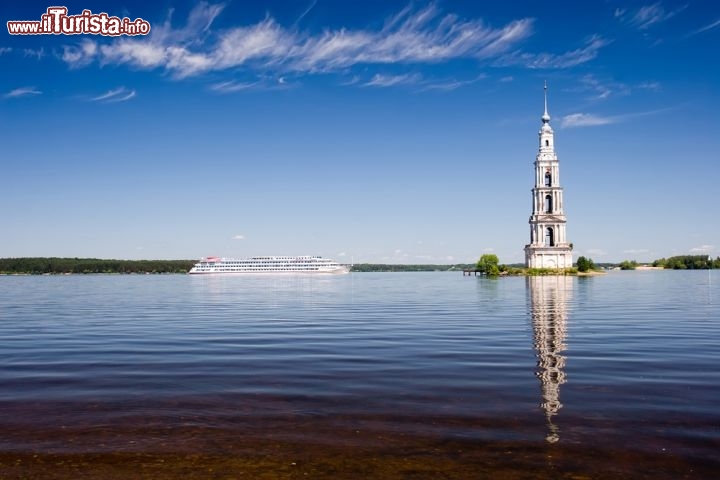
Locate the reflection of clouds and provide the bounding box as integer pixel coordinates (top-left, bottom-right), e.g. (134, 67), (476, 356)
(528, 276), (572, 443)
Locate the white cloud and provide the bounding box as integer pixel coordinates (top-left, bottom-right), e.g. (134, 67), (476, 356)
(560, 113), (615, 128)
(617, 2), (687, 30)
(0, 47), (12, 55)
(61, 39), (98, 67)
(689, 18), (720, 35)
(3, 86), (42, 98)
(578, 74), (628, 100)
(419, 74), (486, 91)
(296, 0), (318, 24)
(637, 81), (661, 91)
(584, 248), (607, 258)
(571, 75), (661, 101)
(497, 35), (610, 69)
(22, 48), (45, 59)
(232, 234), (245, 240)
(364, 73), (422, 87)
(623, 249), (651, 254)
(58, 3), (537, 80)
(689, 245), (714, 254)
(630, 3), (685, 30)
(210, 80), (259, 93)
(560, 105), (672, 128)
(91, 87), (136, 102)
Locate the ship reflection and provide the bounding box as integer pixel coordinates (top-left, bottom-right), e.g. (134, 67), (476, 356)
(527, 275), (572, 443)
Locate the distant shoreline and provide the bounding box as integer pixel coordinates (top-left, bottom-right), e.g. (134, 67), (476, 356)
(1, 257), (717, 275)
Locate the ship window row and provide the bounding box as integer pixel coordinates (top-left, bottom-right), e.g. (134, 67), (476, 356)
(201, 262), (330, 266)
(199, 267), (322, 271)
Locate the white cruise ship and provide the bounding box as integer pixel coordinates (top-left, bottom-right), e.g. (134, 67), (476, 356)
(188, 256), (350, 275)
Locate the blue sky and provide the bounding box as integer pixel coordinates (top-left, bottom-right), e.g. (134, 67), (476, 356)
(1, 1), (718, 264)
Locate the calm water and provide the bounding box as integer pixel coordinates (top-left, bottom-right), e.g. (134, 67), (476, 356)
(1, 271), (718, 478)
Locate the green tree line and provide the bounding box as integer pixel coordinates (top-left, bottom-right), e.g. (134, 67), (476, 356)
(652, 255), (720, 270)
(0, 257), (196, 274)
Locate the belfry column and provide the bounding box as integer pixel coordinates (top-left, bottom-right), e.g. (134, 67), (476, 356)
(524, 83), (573, 269)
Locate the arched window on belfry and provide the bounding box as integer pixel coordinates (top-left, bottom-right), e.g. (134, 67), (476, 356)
(544, 171), (551, 187)
(544, 194), (553, 213)
(545, 227), (554, 246)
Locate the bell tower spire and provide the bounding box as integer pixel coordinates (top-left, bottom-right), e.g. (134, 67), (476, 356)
(524, 82), (573, 269)
(542, 80), (550, 124)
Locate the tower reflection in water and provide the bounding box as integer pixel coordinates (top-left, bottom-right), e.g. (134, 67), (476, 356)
(527, 275), (572, 443)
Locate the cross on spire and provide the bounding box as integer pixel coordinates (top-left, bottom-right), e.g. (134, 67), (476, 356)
(542, 81), (550, 124)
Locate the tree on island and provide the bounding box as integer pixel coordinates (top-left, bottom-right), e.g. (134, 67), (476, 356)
(619, 260), (638, 270)
(476, 254), (500, 276)
(576, 256), (596, 272)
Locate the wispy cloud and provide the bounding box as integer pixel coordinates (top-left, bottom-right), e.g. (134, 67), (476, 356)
(637, 81), (661, 91)
(295, 0), (318, 24)
(209, 74), (295, 93)
(210, 80), (259, 93)
(22, 47), (45, 60)
(560, 106), (671, 128)
(232, 234), (245, 240)
(572, 74), (661, 101)
(578, 74), (628, 100)
(4, 86), (42, 99)
(364, 73), (422, 87)
(56, 2), (614, 90)
(62, 39), (98, 67)
(689, 18), (720, 36)
(618, 2), (687, 30)
(584, 248), (607, 258)
(419, 74), (487, 91)
(0, 47), (11, 55)
(58, 3), (540, 81)
(689, 244), (714, 254)
(623, 248), (651, 254)
(560, 113), (615, 128)
(497, 35), (611, 69)
(91, 87), (136, 102)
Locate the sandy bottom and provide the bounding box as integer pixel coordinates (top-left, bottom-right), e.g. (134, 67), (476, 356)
(1, 422), (715, 480)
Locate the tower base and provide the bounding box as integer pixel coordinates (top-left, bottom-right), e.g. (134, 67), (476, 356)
(525, 245), (573, 269)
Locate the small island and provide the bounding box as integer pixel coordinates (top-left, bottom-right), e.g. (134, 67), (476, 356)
(463, 254), (720, 277)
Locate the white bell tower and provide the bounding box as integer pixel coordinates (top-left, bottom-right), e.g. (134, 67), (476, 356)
(524, 83), (573, 269)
